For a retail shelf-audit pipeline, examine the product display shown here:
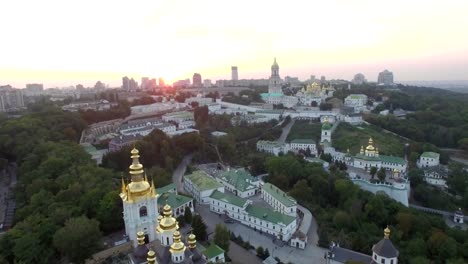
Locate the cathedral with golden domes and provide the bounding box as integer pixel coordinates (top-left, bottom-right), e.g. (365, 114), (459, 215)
(122, 148), (224, 264)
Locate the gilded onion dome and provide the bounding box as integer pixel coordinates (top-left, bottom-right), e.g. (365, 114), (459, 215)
(384, 226), (391, 239)
(147, 250), (157, 264)
(170, 231), (186, 253)
(157, 204), (178, 231)
(120, 148), (157, 202)
(366, 137), (375, 151)
(188, 233), (197, 250)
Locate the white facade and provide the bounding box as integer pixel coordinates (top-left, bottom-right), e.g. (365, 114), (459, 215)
(262, 183), (297, 217)
(119, 122), (176, 137)
(185, 95), (214, 106)
(257, 141), (290, 156)
(344, 94), (368, 113)
(208, 191), (297, 242)
(417, 152), (440, 168)
(130, 102), (185, 115)
(289, 140), (317, 155)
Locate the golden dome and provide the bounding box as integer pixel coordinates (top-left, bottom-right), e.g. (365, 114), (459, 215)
(147, 250), (157, 264)
(366, 138), (375, 151)
(384, 226), (391, 239)
(188, 233), (196, 249)
(157, 204), (178, 231)
(137, 231), (145, 245)
(170, 231), (186, 253)
(121, 148), (157, 202)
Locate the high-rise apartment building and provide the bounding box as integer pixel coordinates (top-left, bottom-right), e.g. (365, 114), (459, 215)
(141, 77), (149, 90)
(231, 66), (238, 81)
(192, 73), (202, 87)
(377, 70), (394, 86)
(158, 78), (165, 87)
(0, 88), (25, 112)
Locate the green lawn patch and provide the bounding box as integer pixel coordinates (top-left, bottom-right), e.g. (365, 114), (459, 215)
(287, 120), (322, 142)
(332, 122), (407, 156)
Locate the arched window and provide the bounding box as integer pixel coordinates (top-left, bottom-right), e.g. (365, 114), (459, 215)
(139, 206), (148, 217)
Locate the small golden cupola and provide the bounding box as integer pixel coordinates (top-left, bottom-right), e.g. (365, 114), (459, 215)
(147, 250), (157, 264)
(170, 230), (186, 254)
(188, 233), (197, 250)
(157, 204), (178, 231)
(365, 137), (377, 156)
(384, 226), (391, 239)
(120, 148), (156, 202)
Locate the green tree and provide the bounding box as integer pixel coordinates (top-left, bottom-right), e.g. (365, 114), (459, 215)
(96, 191), (124, 233)
(53, 216), (102, 263)
(370, 167), (377, 179)
(377, 167), (386, 182)
(184, 206), (193, 224)
(214, 224), (231, 253)
(256, 246), (264, 259)
(408, 169), (424, 188)
(191, 215), (208, 241)
(458, 138), (468, 151)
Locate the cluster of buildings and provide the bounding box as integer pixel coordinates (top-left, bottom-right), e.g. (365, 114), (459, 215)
(0, 85), (25, 112)
(61, 100), (114, 112)
(257, 139), (317, 157)
(120, 148), (225, 264)
(183, 168), (306, 249)
(416, 151), (449, 188)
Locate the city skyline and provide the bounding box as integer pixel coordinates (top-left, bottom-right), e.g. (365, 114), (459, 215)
(1, 0), (468, 87)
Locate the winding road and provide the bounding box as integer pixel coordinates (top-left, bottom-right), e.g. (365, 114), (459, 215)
(172, 154), (193, 193)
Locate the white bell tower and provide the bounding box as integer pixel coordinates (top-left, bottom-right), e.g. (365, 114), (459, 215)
(268, 58), (282, 94)
(120, 148), (159, 247)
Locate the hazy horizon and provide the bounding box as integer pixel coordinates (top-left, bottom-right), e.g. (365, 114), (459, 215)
(1, 0), (468, 88)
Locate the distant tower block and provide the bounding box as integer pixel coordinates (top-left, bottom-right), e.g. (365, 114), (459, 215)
(231, 66), (238, 81)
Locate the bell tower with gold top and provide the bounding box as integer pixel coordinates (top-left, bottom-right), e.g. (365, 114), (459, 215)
(120, 148), (159, 247)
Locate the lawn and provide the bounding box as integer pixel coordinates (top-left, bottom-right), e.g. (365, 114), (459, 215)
(287, 120), (322, 142)
(332, 122), (408, 156)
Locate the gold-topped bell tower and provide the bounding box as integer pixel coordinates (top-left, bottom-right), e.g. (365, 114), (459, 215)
(120, 148), (159, 247)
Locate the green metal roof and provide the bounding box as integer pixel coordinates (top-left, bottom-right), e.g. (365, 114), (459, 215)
(290, 139), (316, 144)
(246, 205), (296, 225)
(354, 154), (406, 165)
(203, 244), (225, 259)
(209, 190), (248, 207)
(421, 152), (439, 159)
(322, 122), (332, 130)
(185, 170), (223, 191)
(354, 153), (381, 161)
(262, 183), (296, 207)
(157, 192), (192, 209)
(380, 155), (406, 165)
(156, 183), (176, 195)
(261, 93), (284, 98)
(218, 169), (258, 192)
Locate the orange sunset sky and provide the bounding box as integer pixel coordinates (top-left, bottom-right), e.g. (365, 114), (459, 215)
(1, 0), (468, 87)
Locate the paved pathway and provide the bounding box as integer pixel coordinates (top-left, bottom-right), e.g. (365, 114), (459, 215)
(172, 154), (193, 193)
(197, 204), (328, 264)
(278, 118), (295, 143)
(228, 241), (262, 264)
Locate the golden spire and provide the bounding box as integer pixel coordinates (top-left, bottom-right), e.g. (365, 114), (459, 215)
(129, 148), (144, 181)
(137, 231), (145, 245)
(384, 226), (391, 239)
(147, 250), (157, 264)
(121, 177), (126, 194)
(366, 137), (375, 151)
(170, 230), (186, 253)
(188, 233), (197, 250)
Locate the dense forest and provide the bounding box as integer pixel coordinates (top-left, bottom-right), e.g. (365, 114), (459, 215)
(264, 154), (468, 264)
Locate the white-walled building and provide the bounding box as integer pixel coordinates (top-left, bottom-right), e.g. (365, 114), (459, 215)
(131, 101), (185, 115)
(162, 111), (194, 124)
(289, 139), (317, 155)
(321, 121), (332, 144)
(417, 152), (440, 168)
(186, 94), (214, 106)
(257, 140), (290, 156)
(119, 121), (176, 137)
(422, 165), (448, 187)
(184, 170), (224, 204)
(120, 148), (159, 247)
(262, 183), (297, 217)
(208, 190), (297, 242)
(344, 94), (368, 113)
